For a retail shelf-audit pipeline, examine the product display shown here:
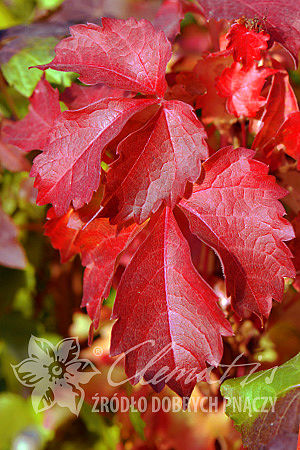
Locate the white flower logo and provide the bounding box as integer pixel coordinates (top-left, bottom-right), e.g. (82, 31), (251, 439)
(12, 335), (99, 415)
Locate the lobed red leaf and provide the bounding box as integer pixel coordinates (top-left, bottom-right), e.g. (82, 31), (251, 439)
(104, 100), (208, 224)
(36, 18), (172, 97)
(76, 219), (139, 329)
(226, 23), (269, 67)
(216, 62), (276, 117)
(275, 112), (300, 168)
(180, 146), (295, 318)
(110, 207), (232, 398)
(196, 0), (300, 66)
(61, 83), (131, 110)
(252, 69), (298, 151)
(2, 78), (61, 152)
(31, 97), (157, 216)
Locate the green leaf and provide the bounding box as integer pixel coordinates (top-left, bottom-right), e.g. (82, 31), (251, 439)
(129, 407), (146, 441)
(1, 37), (76, 97)
(0, 393), (50, 450)
(0, 88), (29, 119)
(0, 312), (38, 360)
(221, 353), (300, 449)
(0, 2), (19, 29)
(37, 0), (64, 10)
(81, 402), (120, 449)
(0, 0), (35, 23)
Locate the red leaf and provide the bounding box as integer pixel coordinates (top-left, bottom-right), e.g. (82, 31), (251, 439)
(76, 219), (139, 329)
(252, 70), (298, 151)
(289, 214), (300, 292)
(165, 71), (205, 106)
(153, 0), (204, 42)
(243, 387), (300, 449)
(104, 100), (208, 224)
(31, 97), (157, 215)
(216, 62), (276, 117)
(225, 23), (269, 67)
(0, 140), (30, 172)
(2, 78), (61, 152)
(196, 0), (300, 65)
(37, 18), (171, 97)
(44, 186), (104, 263)
(44, 207), (81, 263)
(193, 52), (233, 124)
(0, 207), (26, 269)
(45, 191), (138, 329)
(110, 207), (232, 398)
(61, 83), (130, 110)
(274, 112), (300, 168)
(153, 0), (184, 42)
(179, 146), (295, 318)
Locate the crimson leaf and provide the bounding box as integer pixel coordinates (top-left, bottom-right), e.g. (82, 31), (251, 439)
(179, 146), (295, 318)
(274, 112), (300, 169)
(193, 52), (233, 124)
(216, 62), (276, 118)
(76, 219), (139, 329)
(153, 0), (184, 42)
(61, 83), (130, 110)
(252, 69), (298, 152)
(36, 18), (172, 97)
(44, 207), (81, 263)
(225, 23), (270, 67)
(0, 140), (30, 172)
(44, 187), (140, 330)
(289, 214), (300, 292)
(2, 77), (61, 152)
(110, 207), (232, 398)
(31, 97), (157, 215)
(104, 100), (208, 224)
(196, 0), (300, 65)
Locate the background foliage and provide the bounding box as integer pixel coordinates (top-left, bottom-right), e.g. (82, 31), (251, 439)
(0, 1), (299, 449)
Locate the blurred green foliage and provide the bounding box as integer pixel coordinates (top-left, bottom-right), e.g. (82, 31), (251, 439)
(2, 37), (76, 97)
(0, 165), (123, 448)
